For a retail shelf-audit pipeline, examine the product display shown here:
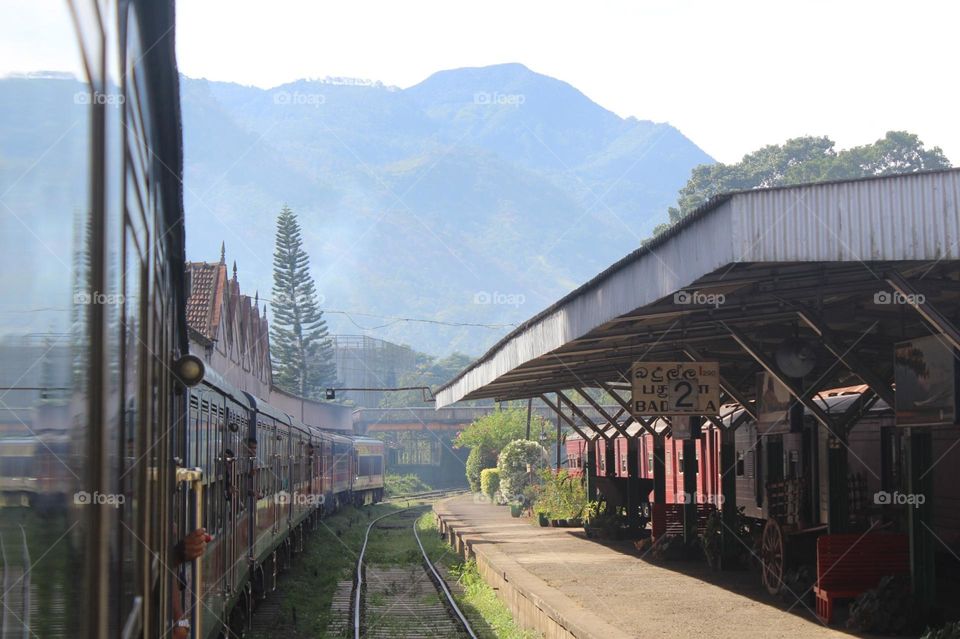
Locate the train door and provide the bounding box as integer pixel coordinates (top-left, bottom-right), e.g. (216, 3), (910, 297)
(222, 403), (242, 607)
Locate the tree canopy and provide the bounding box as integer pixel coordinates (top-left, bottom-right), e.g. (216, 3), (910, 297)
(653, 131), (951, 236)
(379, 351), (480, 408)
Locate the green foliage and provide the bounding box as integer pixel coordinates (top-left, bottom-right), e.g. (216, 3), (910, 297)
(379, 352), (479, 408)
(454, 408), (532, 452)
(465, 447), (496, 492)
(246, 502), (401, 638)
(846, 575), (919, 635)
(532, 469), (586, 521)
(270, 205), (336, 398)
(922, 621), (960, 639)
(582, 499), (621, 534)
(479, 468), (500, 500)
(457, 408), (542, 490)
(496, 439), (548, 501)
(657, 131), (951, 236)
(383, 472), (432, 497)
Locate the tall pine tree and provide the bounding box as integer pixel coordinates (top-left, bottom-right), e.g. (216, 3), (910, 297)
(270, 205), (337, 398)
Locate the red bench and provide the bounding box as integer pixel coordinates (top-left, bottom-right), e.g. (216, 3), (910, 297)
(813, 533), (909, 624)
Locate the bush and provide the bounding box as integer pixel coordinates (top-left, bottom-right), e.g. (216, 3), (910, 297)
(923, 622), (960, 639)
(465, 446), (495, 492)
(533, 469), (586, 521)
(497, 439), (548, 502)
(384, 473), (431, 497)
(846, 575), (920, 635)
(480, 468), (500, 500)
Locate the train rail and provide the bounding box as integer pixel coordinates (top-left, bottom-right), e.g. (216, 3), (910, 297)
(352, 505), (477, 639)
(383, 488), (468, 502)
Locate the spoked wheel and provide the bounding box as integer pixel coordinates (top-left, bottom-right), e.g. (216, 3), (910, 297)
(761, 518), (785, 595)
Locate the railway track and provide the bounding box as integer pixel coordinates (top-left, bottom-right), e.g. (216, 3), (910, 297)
(352, 506), (477, 639)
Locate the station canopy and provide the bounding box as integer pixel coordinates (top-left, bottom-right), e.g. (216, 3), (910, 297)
(436, 169), (960, 410)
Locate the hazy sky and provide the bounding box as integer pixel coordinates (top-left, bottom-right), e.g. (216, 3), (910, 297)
(2, 1), (957, 163)
(174, 0), (960, 163)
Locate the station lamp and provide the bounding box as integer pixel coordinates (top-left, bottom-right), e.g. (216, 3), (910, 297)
(173, 353), (205, 387)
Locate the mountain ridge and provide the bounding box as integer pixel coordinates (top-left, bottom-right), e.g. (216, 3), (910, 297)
(0, 64), (713, 355)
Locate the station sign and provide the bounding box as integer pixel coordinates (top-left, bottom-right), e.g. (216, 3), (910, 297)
(631, 361), (721, 417)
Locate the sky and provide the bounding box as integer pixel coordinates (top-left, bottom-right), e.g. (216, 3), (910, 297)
(173, 0), (959, 164)
(1, 0), (957, 163)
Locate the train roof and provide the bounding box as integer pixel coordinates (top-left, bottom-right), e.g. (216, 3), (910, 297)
(200, 366), (252, 409)
(242, 390), (293, 425)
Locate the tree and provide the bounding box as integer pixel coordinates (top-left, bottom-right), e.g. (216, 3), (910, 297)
(654, 131), (951, 236)
(454, 408), (552, 489)
(379, 351), (478, 408)
(270, 205), (336, 398)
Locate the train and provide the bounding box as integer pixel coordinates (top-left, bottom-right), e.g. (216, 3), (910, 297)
(565, 386), (960, 593)
(0, 1), (386, 637)
(187, 368), (384, 636)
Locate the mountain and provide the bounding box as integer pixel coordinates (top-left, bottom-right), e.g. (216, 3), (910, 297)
(0, 64), (713, 355)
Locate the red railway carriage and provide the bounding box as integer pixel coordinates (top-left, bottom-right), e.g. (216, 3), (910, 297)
(565, 387), (960, 602)
(565, 420), (723, 506)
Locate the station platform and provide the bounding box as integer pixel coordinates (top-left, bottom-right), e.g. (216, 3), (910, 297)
(435, 494), (856, 639)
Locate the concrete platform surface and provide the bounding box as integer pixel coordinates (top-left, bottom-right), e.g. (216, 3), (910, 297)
(437, 494), (860, 639)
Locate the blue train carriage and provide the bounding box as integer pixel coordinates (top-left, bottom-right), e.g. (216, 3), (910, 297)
(186, 368), (259, 636)
(352, 436), (386, 505)
(285, 417), (326, 550)
(238, 391), (294, 604)
(326, 431), (355, 508)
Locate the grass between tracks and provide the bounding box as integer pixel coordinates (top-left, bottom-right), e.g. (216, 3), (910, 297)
(247, 499), (536, 638)
(416, 511), (540, 639)
(246, 500), (422, 638)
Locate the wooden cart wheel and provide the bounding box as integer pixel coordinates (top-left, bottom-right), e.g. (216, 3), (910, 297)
(761, 518), (785, 595)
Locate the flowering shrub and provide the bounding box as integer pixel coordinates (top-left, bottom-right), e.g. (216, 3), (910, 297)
(480, 468), (500, 501)
(496, 439), (548, 501)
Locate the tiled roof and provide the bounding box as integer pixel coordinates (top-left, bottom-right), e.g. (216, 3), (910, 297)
(186, 251), (272, 387)
(185, 261), (225, 341)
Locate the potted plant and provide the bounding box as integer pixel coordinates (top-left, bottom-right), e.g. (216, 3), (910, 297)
(582, 500), (623, 539)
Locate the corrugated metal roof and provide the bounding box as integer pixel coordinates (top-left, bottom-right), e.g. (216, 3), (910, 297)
(436, 169), (960, 407)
